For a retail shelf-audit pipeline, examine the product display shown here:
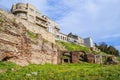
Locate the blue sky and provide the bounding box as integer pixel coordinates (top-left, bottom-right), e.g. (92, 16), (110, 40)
(0, 0), (120, 51)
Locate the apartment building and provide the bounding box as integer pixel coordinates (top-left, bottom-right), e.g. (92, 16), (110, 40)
(56, 33), (68, 42)
(11, 3), (95, 48)
(47, 18), (60, 34)
(11, 3), (60, 35)
(67, 33), (84, 45)
(84, 37), (95, 47)
(55, 32), (84, 45)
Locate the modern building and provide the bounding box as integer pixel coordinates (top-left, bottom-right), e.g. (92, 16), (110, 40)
(84, 37), (95, 47)
(11, 3), (95, 48)
(67, 33), (84, 45)
(11, 3), (60, 35)
(56, 32), (68, 42)
(47, 18), (60, 35)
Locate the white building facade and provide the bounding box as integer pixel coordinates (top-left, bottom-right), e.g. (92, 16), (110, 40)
(84, 37), (95, 47)
(11, 3), (95, 48)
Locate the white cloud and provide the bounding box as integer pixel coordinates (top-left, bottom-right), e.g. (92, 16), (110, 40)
(54, 0), (120, 38)
(101, 34), (120, 39)
(0, 0), (120, 50)
(47, 0), (120, 51)
(21, 0), (47, 13)
(84, 1), (100, 17)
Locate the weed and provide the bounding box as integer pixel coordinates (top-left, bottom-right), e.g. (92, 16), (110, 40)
(0, 62), (120, 80)
(27, 31), (37, 39)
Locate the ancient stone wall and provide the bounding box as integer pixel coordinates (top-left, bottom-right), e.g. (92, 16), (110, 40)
(0, 10), (58, 66)
(58, 51), (88, 64)
(16, 19), (55, 43)
(71, 52), (79, 63)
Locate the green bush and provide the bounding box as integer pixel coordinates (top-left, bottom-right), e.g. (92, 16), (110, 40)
(0, 18), (3, 23)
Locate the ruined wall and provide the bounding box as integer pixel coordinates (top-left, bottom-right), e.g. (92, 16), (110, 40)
(71, 52), (79, 63)
(58, 51), (96, 64)
(0, 10), (58, 66)
(16, 19), (55, 43)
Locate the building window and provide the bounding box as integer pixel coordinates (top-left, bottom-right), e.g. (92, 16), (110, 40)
(16, 13), (27, 18)
(63, 37), (65, 40)
(29, 8), (34, 12)
(61, 36), (62, 39)
(42, 15), (47, 19)
(56, 35), (59, 39)
(16, 6), (26, 9)
(16, 6), (21, 9)
(36, 11), (41, 16)
(20, 13), (27, 17)
(36, 17), (40, 21)
(65, 37), (67, 40)
(47, 22), (50, 25)
(29, 15), (34, 20)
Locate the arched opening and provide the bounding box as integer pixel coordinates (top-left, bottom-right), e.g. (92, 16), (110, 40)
(78, 51), (88, 62)
(61, 52), (72, 63)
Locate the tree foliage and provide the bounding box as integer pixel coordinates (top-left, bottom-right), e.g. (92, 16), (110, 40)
(95, 42), (119, 56)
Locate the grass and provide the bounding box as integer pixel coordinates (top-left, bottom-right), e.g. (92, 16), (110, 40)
(56, 40), (91, 53)
(0, 62), (120, 80)
(0, 18), (3, 24)
(117, 57), (120, 62)
(27, 31), (37, 39)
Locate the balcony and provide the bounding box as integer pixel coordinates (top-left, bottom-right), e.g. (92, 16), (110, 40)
(12, 8), (27, 13)
(36, 14), (47, 22)
(20, 16), (27, 20)
(35, 21), (48, 28)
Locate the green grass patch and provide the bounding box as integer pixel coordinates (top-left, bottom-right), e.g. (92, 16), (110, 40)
(0, 26), (4, 32)
(0, 62), (120, 80)
(0, 18), (3, 23)
(56, 40), (91, 53)
(27, 31), (37, 39)
(117, 57), (120, 62)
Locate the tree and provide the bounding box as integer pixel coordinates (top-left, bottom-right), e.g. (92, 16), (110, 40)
(96, 42), (119, 56)
(98, 42), (108, 52)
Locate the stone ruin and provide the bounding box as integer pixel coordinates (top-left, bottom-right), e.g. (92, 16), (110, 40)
(58, 51), (119, 64)
(0, 10), (119, 66)
(105, 55), (119, 65)
(0, 10), (58, 66)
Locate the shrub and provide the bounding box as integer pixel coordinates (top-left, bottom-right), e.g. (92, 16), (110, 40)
(27, 31), (37, 39)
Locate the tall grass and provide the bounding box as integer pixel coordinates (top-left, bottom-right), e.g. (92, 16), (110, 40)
(0, 62), (120, 80)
